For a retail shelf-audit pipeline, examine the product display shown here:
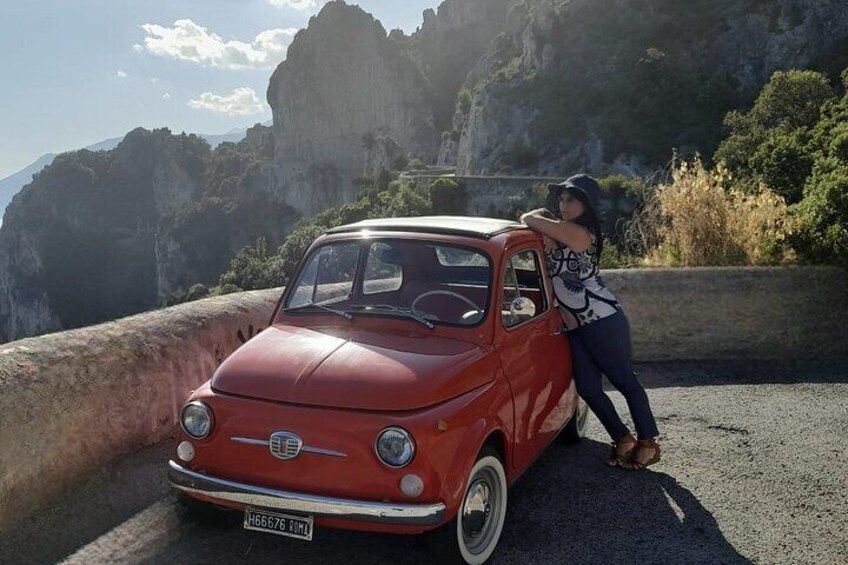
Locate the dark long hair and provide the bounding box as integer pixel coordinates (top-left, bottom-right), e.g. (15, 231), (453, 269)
(554, 186), (604, 259)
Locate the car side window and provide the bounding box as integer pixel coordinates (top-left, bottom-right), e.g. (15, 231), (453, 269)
(501, 250), (548, 328)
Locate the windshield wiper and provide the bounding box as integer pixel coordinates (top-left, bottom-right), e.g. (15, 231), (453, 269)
(284, 301), (353, 320)
(350, 304), (434, 329)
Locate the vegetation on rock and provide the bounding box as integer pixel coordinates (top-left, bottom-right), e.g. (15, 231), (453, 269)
(194, 176), (468, 300)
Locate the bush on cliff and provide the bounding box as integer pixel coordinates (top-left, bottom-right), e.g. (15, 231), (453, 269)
(429, 178), (467, 215)
(715, 69), (837, 203)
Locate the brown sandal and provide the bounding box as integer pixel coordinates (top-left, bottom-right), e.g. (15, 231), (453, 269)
(622, 439), (661, 470)
(606, 434), (637, 467)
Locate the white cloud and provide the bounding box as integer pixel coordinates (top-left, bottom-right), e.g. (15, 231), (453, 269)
(188, 87), (265, 115)
(266, 0), (327, 11)
(151, 77), (160, 84)
(116, 70), (128, 77)
(132, 43), (144, 53)
(162, 92), (171, 99)
(139, 19), (297, 70)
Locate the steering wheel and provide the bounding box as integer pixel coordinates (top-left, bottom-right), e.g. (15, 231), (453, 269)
(411, 290), (482, 318)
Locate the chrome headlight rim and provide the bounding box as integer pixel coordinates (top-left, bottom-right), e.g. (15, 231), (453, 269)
(374, 426), (416, 469)
(180, 401), (215, 440)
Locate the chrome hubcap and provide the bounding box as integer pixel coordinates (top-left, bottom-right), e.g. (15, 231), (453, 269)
(462, 479), (492, 538)
(461, 466), (502, 555)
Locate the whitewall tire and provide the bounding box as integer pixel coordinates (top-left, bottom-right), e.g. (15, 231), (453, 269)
(430, 446), (508, 564)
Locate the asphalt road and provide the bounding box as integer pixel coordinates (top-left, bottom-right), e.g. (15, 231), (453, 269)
(3, 360), (847, 565)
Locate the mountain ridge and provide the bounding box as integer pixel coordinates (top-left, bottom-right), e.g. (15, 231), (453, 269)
(0, 126), (266, 224)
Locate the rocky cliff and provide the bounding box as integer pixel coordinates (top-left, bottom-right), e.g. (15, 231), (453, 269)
(451, 0), (848, 176)
(0, 128), (294, 342)
(266, 0), (509, 215)
(267, 2), (436, 214)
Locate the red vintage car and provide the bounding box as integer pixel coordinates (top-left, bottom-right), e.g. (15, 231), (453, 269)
(168, 217), (586, 564)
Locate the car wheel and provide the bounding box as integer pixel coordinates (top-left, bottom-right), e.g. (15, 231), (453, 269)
(561, 398), (589, 444)
(428, 446), (508, 564)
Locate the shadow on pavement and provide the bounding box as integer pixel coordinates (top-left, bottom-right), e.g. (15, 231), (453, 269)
(143, 440), (748, 565)
(632, 359), (848, 389)
(0, 440), (175, 565)
(502, 439), (750, 564)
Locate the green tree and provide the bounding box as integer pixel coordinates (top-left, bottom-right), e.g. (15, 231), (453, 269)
(715, 69), (837, 202)
(792, 159), (848, 265)
(218, 237), (283, 291)
(790, 77), (848, 265)
(428, 178), (467, 215)
(748, 70), (835, 130)
(748, 129), (813, 203)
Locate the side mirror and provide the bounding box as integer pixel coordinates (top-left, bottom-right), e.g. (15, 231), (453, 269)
(509, 296), (536, 319)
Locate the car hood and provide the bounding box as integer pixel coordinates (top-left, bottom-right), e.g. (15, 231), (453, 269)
(211, 324), (493, 411)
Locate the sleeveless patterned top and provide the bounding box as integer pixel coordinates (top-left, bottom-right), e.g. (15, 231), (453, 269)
(547, 234), (621, 331)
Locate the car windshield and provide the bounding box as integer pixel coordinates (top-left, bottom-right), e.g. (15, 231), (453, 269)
(282, 239), (491, 327)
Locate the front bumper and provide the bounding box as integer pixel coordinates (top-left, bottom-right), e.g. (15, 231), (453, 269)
(168, 460), (446, 527)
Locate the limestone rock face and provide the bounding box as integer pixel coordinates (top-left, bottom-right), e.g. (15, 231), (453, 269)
(0, 128), (295, 343)
(454, 0), (848, 176)
(0, 227), (62, 340)
(267, 1), (437, 215)
(266, 0), (511, 213)
(0, 129), (197, 342)
(412, 0), (512, 131)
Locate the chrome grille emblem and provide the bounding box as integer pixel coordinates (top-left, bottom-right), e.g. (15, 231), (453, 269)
(269, 431), (303, 460)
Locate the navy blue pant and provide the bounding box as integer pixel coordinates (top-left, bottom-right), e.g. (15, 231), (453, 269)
(568, 310), (659, 442)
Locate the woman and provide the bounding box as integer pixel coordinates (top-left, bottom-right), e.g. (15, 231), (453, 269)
(520, 174), (661, 469)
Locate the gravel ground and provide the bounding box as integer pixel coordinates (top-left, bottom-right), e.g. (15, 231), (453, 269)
(4, 361), (846, 565)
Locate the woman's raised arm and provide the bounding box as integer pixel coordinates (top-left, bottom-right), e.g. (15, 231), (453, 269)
(520, 209), (592, 252)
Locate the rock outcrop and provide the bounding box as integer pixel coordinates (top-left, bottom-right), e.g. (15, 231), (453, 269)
(267, 2), (437, 215)
(0, 128), (295, 342)
(451, 0), (848, 176)
(266, 0), (511, 215)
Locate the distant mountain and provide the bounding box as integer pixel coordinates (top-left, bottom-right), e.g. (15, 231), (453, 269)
(0, 127), (258, 223)
(0, 154), (58, 225)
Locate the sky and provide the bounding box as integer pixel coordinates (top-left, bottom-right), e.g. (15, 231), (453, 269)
(0, 0), (438, 179)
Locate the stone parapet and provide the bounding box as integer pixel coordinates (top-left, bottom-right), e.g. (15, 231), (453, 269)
(603, 267), (848, 361)
(0, 289), (281, 531)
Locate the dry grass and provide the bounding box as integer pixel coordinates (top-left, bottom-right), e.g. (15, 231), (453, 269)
(628, 158), (794, 266)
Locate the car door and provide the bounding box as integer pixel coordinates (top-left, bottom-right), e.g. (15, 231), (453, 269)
(495, 247), (572, 473)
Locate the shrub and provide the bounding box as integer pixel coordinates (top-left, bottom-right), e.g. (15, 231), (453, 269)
(791, 159), (848, 265)
(429, 178), (467, 215)
(628, 158), (793, 266)
(218, 237), (283, 291)
(457, 87), (473, 115)
(715, 69), (836, 197)
(747, 128), (813, 203)
(597, 175), (648, 246)
(185, 283), (210, 302)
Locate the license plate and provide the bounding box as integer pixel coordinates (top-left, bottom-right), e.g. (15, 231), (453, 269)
(243, 507), (314, 541)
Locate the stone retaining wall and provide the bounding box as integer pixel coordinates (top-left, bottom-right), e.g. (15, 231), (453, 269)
(1, 267), (846, 529)
(604, 267), (848, 361)
(0, 289), (281, 531)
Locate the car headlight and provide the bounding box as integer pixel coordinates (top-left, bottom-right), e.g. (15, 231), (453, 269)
(375, 427), (415, 468)
(180, 401), (214, 439)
